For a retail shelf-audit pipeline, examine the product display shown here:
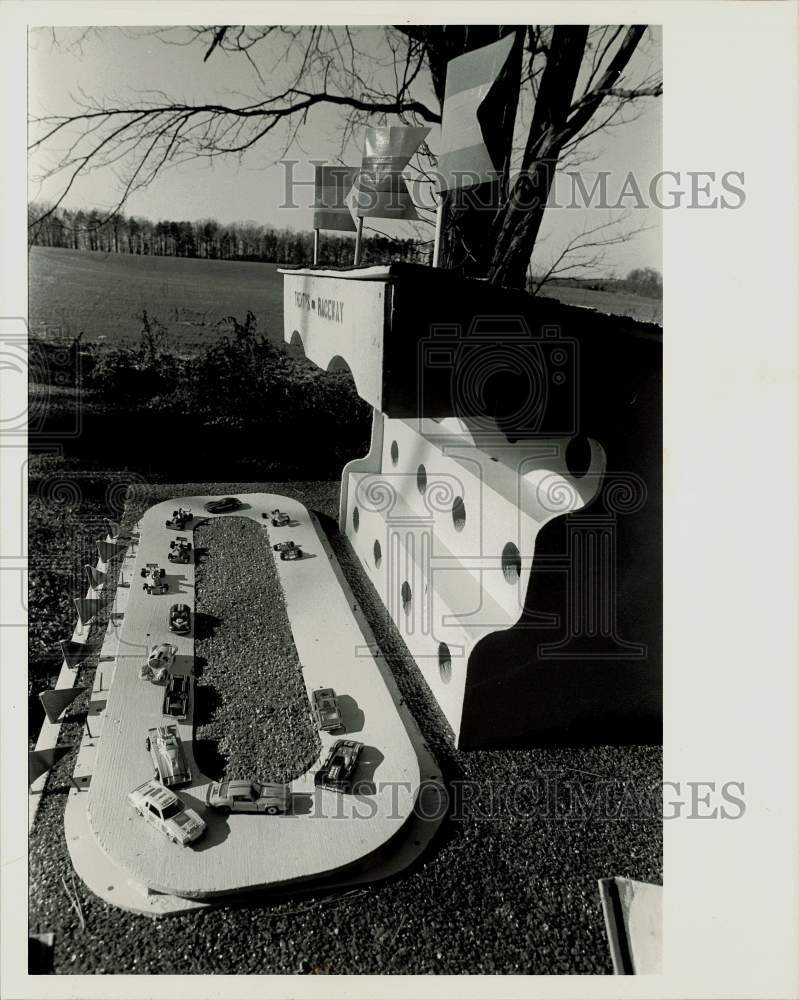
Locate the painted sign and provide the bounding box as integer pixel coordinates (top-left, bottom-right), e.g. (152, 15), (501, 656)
(282, 270), (387, 408)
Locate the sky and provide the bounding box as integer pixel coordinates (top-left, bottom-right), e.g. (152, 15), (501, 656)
(28, 25), (662, 277)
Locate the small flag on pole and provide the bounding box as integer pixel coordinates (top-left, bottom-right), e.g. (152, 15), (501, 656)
(313, 166), (358, 232)
(39, 686), (86, 724)
(97, 539), (122, 563)
(59, 639), (88, 669)
(73, 597), (100, 626)
(28, 745), (72, 786)
(437, 33), (519, 192)
(85, 564), (106, 590)
(103, 518), (121, 540)
(352, 126), (430, 220)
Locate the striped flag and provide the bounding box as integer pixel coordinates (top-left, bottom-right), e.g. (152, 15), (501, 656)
(438, 33), (519, 192)
(352, 126), (430, 220)
(313, 165), (358, 232)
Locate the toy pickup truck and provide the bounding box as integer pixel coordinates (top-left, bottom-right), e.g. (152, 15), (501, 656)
(146, 724), (191, 787)
(312, 688), (344, 732)
(163, 674), (192, 721)
(128, 778), (206, 846)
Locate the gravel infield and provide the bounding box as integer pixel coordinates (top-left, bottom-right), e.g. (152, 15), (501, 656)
(27, 481), (662, 976)
(192, 515), (320, 783)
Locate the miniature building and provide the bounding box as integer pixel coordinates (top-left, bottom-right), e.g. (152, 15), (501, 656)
(281, 263), (661, 748)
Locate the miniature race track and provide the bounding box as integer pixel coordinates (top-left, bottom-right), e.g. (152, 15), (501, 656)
(65, 494), (443, 912)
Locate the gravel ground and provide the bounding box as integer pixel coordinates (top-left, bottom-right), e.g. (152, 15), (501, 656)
(28, 481), (662, 976)
(192, 516), (320, 783)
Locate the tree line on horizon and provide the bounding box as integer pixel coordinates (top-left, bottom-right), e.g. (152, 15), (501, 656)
(27, 202), (661, 299)
(27, 202), (427, 268)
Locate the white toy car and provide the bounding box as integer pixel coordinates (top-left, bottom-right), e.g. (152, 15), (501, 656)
(139, 642), (177, 683)
(141, 563), (168, 595)
(128, 778), (206, 846)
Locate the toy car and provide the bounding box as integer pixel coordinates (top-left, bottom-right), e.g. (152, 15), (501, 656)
(204, 779), (289, 815)
(312, 688), (344, 732)
(264, 508), (290, 527)
(204, 497), (243, 513)
(273, 540), (303, 561)
(145, 724), (191, 787)
(314, 739), (363, 792)
(168, 536), (193, 563)
(141, 562), (167, 595)
(165, 507), (192, 530)
(168, 603), (191, 635)
(139, 642), (177, 683)
(163, 673), (192, 721)
(128, 778), (206, 846)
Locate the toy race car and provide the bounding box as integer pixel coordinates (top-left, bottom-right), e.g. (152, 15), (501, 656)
(162, 673), (192, 721)
(204, 497), (243, 514)
(263, 508), (290, 527)
(168, 536), (193, 563)
(165, 507), (192, 530)
(312, 688), (344, 732)
(141, 563), (167, 594)
(168, 602), (191, 635)
(145, 724), (191, 787)
(314, 739), (363, 793)
(205, 779), (289, 815)
(273, 540), (303, 561)
(128, 779), (206, 846)
(139, 642), (177, 684)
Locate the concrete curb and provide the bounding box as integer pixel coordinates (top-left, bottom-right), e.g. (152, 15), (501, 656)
(65, 493), (445, 913)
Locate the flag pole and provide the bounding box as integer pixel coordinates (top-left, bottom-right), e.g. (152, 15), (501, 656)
(432, 194), (445, 268)
(354, 217), (363, 266)
(313, 228), (319, 266)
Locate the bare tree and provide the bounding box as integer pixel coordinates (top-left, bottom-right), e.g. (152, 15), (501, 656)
(29, 25), (661, 290)
(526, 212), (652, 295)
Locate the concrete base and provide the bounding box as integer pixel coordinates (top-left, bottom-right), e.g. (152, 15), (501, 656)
(66, 494), (443, 912)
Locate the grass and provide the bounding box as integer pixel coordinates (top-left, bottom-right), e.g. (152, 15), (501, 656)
(192, 516), (320, 783)
(30, 246), (662, 355)
(29, 246), (285, 350)
(536, 282), (663, 325)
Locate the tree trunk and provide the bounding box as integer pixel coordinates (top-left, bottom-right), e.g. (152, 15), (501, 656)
(487, 27), (588, 288)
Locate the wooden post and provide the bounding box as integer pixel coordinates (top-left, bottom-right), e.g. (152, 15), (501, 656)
(354, 217), (363, 266)
(432, 196), (445, 268)
(313, 228), (319, 266)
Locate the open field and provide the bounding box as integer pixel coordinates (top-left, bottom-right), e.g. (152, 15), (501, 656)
(29, 246), (285, 350)
(536, 282), (663, 325)
(30, 247), (661, 352)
